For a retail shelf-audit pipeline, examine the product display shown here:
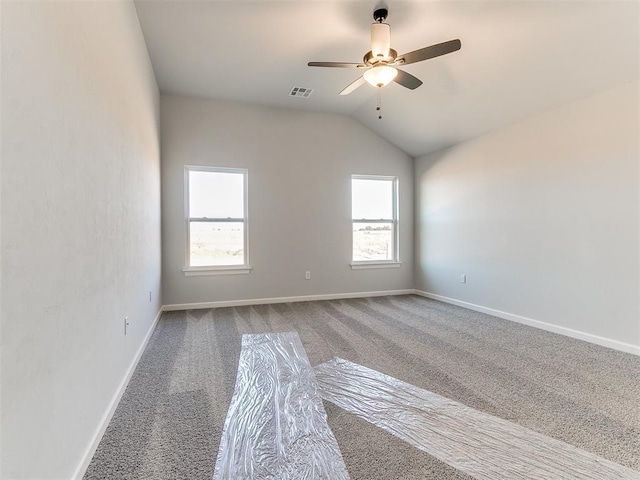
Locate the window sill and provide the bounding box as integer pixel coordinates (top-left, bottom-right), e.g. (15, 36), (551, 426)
(350, 262), (401, 270)
(183, 266), (252, 277)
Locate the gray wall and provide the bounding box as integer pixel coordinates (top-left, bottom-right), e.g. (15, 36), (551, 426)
(1, 2), (161, 478)
(415, 80), (639, 349)
(161, 95), (414, 306)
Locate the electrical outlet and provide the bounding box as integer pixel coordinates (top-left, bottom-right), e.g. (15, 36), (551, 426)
(124, 317), (130, 335)
(461, 274), (467, 284)
(305, 271), (311, 280)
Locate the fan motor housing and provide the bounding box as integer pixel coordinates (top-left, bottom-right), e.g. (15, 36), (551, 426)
(363, 49), (397, 67)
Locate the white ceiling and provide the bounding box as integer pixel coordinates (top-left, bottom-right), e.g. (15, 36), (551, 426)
(134, 1), (639, 157)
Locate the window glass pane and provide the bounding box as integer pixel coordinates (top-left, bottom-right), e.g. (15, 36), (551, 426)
(352, 178), (393, 220)
(353, 222), (393, 261)
(190, 222), (244, 266)
(189, 170), (244, 219)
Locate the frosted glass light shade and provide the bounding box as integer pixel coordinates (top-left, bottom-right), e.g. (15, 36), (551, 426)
(364, 65), (398, 88)
(371, 23), (391, 60)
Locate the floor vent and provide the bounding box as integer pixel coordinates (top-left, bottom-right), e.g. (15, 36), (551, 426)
(289, 87), (314, 98)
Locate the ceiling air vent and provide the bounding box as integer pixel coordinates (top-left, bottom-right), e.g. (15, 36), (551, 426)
(289, 87), (314, 98)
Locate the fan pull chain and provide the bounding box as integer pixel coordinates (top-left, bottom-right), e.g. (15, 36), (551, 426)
(376, 88), (382, 120)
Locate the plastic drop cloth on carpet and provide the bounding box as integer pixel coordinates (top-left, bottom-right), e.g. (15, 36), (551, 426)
(314, 357), (640, 480)
(213, 332), (349, 480)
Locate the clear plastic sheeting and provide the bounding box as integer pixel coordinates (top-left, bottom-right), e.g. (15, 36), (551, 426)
(314, 358), (640, 480)
(213, 333), (350, 480)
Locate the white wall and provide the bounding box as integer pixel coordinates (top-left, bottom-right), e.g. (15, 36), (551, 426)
(415, 80), (640, 351)
(161, 95), (413, 306)
(1, 2), (161, 478)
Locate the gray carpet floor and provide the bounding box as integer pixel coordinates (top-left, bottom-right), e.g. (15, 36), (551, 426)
(84, 295), (640, 479)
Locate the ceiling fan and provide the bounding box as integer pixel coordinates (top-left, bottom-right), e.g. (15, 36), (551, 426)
(308, 8), (461, 96)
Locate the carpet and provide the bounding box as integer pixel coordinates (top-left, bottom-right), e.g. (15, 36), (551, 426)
(84, 295), (640, 479)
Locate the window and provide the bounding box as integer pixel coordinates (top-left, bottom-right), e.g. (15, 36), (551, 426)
(351, 175), (399, 268)
(184, 166), (249, 275)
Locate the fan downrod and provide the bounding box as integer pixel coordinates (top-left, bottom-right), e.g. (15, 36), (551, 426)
(373, 8), (388, 23)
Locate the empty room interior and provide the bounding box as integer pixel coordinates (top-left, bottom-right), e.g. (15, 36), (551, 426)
(2, 0), (639, 479)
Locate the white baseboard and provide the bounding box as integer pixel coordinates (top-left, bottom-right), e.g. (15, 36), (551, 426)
(72, 307), (163, 480)
(413, 290), (639, 356)
(162, 289), (415, 312)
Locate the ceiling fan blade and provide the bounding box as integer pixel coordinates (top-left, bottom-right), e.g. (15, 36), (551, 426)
(308, 62), (365, 68)
(393, 69), (423, 90)
(339, 76), (366, 95)
(397, 39), (461, 66)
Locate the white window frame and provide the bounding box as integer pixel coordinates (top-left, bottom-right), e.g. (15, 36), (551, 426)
(351, 174), (401, 269)
(182, 166), (251, 276)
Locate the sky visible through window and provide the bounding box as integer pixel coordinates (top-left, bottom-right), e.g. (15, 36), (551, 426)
(352, 178), (393, 220)
(189, 170), (244, 219)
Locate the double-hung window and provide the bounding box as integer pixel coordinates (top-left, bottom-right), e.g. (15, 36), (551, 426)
(184, 166), (250, 275)
(351, 175), (399, 268)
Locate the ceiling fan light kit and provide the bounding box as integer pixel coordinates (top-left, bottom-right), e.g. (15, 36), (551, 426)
(364, 65), (398, 88)
(307, 7), (462, 118)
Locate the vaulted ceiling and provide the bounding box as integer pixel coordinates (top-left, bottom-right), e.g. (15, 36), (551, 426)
(134, 1), (639, 157)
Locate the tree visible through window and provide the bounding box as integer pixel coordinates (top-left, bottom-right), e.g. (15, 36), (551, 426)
(185, 167), (248, 268)
(352, 175), (398, 263)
